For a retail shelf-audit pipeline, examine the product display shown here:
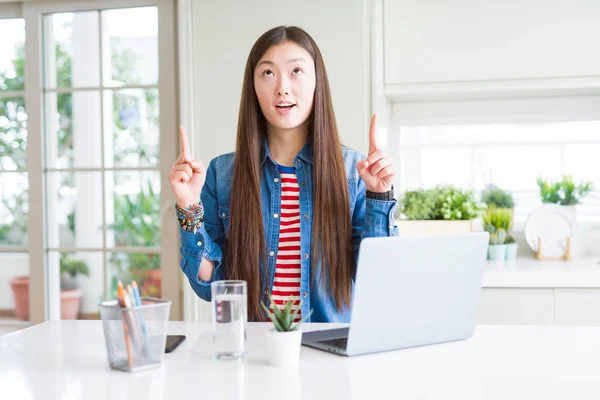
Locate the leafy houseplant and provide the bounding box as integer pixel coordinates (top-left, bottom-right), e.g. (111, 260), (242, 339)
(483, 208), (513, 261)
(399, 190), (436, 220)
(536, 175), (593, 206)
(482, 185), (515, 209)
(109, 181), (161, 298)
(261, 294), (313, 366)
(397, 187), (485, 236)
(434, 186), (485, 221)
(60, 254), (90, 290)
(400, 187), (484, 221)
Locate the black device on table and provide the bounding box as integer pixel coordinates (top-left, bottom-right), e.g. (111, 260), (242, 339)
(165, 335), (186, 353)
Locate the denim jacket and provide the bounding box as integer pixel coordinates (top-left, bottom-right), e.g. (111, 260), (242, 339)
(179, 140), (399, 322)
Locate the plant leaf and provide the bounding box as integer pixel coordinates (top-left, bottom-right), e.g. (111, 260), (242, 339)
(291, 308), (314, 331)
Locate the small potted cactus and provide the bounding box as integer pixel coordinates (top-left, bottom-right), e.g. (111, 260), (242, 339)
(261, 294), (312, 367)
(504, 235), (518, 261)
(483, 208), (512, 262)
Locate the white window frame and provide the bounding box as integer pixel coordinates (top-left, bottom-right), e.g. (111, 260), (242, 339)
(4, 0), (181, 324)
(0, 3), (28, 328)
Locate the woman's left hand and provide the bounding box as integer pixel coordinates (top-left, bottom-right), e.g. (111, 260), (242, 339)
(356, 114), (396, 193)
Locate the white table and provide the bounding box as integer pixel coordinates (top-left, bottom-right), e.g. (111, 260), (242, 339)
(2, 321), (600, 399)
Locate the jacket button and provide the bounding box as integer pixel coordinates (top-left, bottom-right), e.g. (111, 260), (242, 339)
(304, 253), (308, 259)
(222, 213), (226, 218)
(196, 241), (202, 247)
(269, 251), (275, 256)
(274, 178), (279, 183)
(303, 214), (308, 219)
(303, 292), (307, 298)
(302, 182), (306, 186)
(273, 213), (279, 219)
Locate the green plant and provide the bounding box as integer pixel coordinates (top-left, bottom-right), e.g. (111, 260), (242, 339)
(504, 235), (516, 244)
(59, 254), (89, 290)
(482, 185), (515, 209)
(400, 186), (485, 221)
(260, 294), (313, 332)
(433, 186), (485, 221)
(400, 189), (436, 220)
(109, 180), (161, 296)
(483, 208), (513, 245)
(536, 175), (593, 206)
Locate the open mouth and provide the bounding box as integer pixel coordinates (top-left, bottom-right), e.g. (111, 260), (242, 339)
(276, 104), (296, 110)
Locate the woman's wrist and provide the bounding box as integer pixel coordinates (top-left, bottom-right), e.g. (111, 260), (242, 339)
(175, 202), (204, 233)
(366, 185), (394, 200)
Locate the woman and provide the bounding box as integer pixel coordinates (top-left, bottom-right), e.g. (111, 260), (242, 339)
(169, 26), (399, 322)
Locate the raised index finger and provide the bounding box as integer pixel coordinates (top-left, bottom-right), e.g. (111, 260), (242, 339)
(180, 125), (191, 161)
(368, 114), (378, 155)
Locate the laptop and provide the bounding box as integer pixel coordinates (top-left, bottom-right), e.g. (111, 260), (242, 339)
(301, 232), (489, 356)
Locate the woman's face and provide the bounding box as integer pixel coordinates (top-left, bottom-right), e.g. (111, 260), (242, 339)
(254, 41), (316, 133)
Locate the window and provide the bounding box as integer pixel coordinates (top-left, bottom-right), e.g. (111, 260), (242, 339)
(1, 0), (178, 325)
(396, 121), (600, 227)
(43, 8), (163, 320)
(0, 16), (29, 323)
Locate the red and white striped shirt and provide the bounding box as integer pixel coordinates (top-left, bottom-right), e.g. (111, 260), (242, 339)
(270, 165), (302, 322)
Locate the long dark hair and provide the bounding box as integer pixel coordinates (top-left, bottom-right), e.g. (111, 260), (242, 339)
(227, 26), (352, 321)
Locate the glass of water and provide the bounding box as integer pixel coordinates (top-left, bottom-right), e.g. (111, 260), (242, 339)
(211, 280), (247, 360)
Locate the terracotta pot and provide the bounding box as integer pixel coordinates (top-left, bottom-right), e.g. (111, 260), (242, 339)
(60, 288), (83, 320)
(9, 276), (29, 321)
(9, 277), (83, 320)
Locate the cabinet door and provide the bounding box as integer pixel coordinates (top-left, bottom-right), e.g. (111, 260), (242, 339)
(478, 288), (554, 325)
(554, 289), (600, 326)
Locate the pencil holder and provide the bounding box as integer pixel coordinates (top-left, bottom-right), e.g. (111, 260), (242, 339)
(99, 297), (171, 372)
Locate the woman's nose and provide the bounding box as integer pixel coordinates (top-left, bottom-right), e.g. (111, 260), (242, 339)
(276, 77), (291, 96)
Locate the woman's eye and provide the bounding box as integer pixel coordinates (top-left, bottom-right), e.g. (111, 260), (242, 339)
(263, 70), (273, 76)
(292, 68), (302, 74)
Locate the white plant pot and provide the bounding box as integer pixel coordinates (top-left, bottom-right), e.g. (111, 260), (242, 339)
(488, 244), (506, 261)
(505, 243), (518, 260)
(265, 328), (302, 367)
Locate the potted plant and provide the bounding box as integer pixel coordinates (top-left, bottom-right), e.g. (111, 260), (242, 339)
(536, 175), (593, 216)
(9, 254), (89, 321)
(261, 294), (312, 367)
(504, 235), (518, 261)
(109, 181), (161, 297)
(483, 208), (513, 261)
(59, 254), (89, 319)
(482, 184), (515, 209)
(396, 186), (485, 236)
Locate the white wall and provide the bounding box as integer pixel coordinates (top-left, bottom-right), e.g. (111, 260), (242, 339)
(190, 0), (372, 163)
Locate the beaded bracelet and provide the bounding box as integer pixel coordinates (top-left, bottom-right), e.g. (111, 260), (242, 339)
(175, 202), (204, 233)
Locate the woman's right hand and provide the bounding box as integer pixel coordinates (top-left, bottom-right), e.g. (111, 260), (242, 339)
(168, 126), (207, 208)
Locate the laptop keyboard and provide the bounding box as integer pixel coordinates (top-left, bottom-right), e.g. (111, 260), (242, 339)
(317, 337), (348, 349)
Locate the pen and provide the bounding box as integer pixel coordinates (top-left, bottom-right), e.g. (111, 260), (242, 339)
(117, 281), (134, 369)
(131, 281), (142, 306)
(131, 281), (151, 357)
(126, 284), (136, 306)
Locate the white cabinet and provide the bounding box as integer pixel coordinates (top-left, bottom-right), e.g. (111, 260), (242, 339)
(478, 288), (554, 325)
(479, 288), (600, 326)
(554, 289), (600, 326)
(383, 0), (600, 86)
